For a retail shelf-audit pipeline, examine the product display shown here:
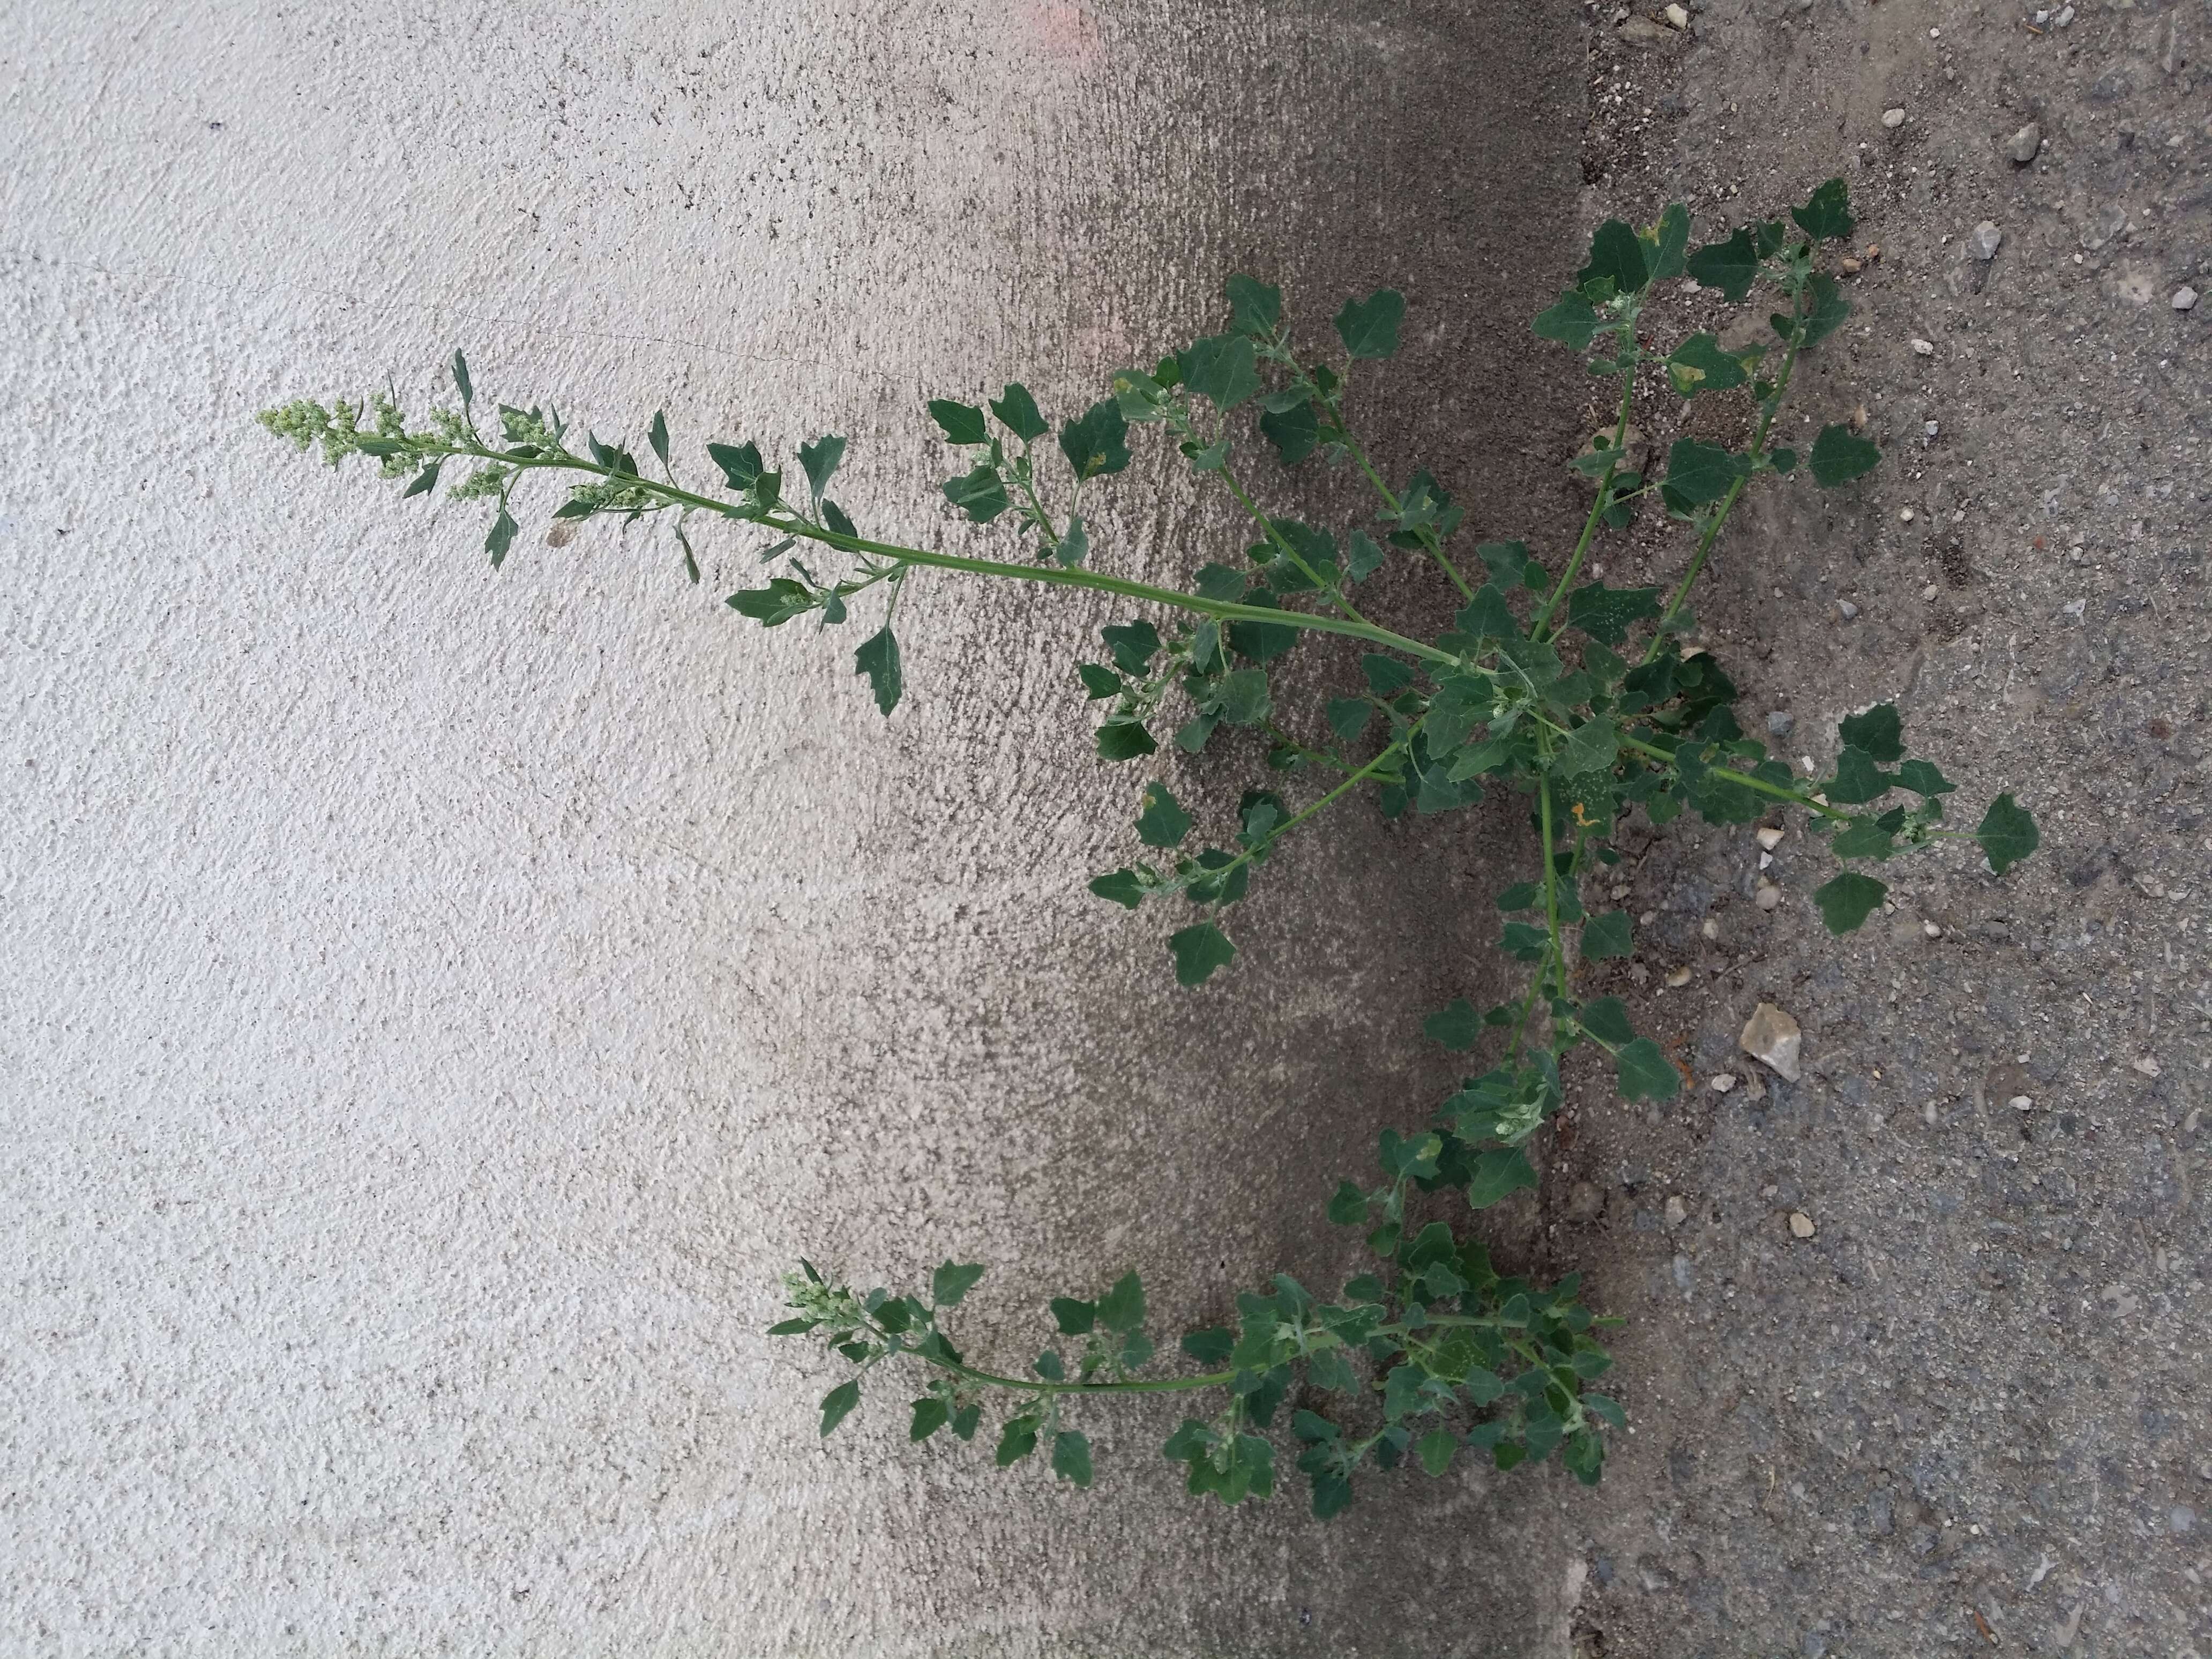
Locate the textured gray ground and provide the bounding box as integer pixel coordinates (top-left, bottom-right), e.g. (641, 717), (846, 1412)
(2, 4), (1595, 1654)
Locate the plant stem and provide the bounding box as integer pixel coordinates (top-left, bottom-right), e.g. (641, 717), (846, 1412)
(1617, 732), (1850, 822)
(929, 1355), (1236, 1395)
(1533, 327), (1641, 639)
(1203, 735), (1412, 884)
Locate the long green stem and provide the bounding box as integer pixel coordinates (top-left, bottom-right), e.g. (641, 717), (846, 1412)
(474, 443), (1460, 667)
(1533, 324), (1641, 639)
(930, 1356), (1234, 1396)
(1617, 732), (1849, 821)
(1204, 734), (1412, 884)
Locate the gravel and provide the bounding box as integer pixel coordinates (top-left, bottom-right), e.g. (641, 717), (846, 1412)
(2008, 122), (2042, 163)
(2175, 286), (2200, 312)
(1967, 221), (2002, 261)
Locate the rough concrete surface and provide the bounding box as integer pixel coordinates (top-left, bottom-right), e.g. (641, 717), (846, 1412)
(2, 4), (1595, 1655)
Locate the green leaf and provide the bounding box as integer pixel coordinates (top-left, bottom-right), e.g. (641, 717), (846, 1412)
(1258, 399), (1319, 465)
(1556, 717), (1619, 778)
(1101, 619), (1160, 676)
(1616, 1038), (1680, 1102)
(1582, 910), (1634, 959)
(1664, 438), (1751, 505)
(1096, 721), (1157, 762)
(708, 439), (763, 490)
(932, 1261), (985, 1307)
(1135, 783), (1192, 848)
(1790, 176), (1855, 242)
(853, 627), (902, 716)
(1326, 1180), (1370, 1226)
(941, 461), (1010, 521)
(1213, 668), (1272, 727)
(1809, 423), (1880, 487)
(1182, 1327), (1235, 1365)
(952, 1403), (982, 1441)
(1455, 584), (1518, 643)
(1646, 201), (1692, 280)
(996, 1415), (1040, 1467)
(927, 399), (989, 445)
(1579, 219), (1649, 298)
(1579, 997), (1636, 1048)
(485, 507), (517, 570)
(1053, 513), (1089, 569)
(1417, 1430), (1459, 1477)
(1344, 530), (1386, 582)
(1225, 274), (1282, 338)
(821, 501), (858, 541)
(402, 460), (443, 499)
(1797, 270), (1850, 346)
(819, 1379), (861, 1437)
(1362, 655), (1415, 696)
(1334, 289), (1406, 359)
(1898, 758), (1955, 796)
(1098, 1271), (1146, 1334)
(1664, 332), (1750, 397)
(647, 410), (670, 469)
(1424, 998), (1483, 1052)
(1829, 817), (1896, 860)
(1466, 1148), (1539, 1209)
(1976, 793), (2039, 875)
(991, 383), (1048, 442)
(1170, 923), (1236, 987)
(1838, 703), (1904, 763)
(1532, 289), (1601, 350)
(1827, 747), (1896, 804)
(801, 436), (849, 499)
(1089, 869), (1145, 909)
(1814, 871), (1887, 934)
(1053, 1430), (1094, 1488)
(1034, 1349), (1065, 1381)
(1686, 226), (1759, 302)
(1059, 399), (1131, 480)
(765, 1317), (818, 1336)
(909, 1397), (950, 1441)
(451, 349), (473, 405)
(1051, 1296), (1097, 1335)
(1565, 583), (1664, 647)
(1325, 696), (1372, 746)
(1178, 334), (1262, 410)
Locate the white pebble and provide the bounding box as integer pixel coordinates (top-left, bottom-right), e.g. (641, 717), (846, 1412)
(1900, 507), (1916, 522)
(1757, 826), (1785, 851)
(1789, 1211), (1817, 1239)
(2133, 1056), (2163, 1077)
(2174, 286), (2200, 312)
(1882, 108), (1908, 129)
(1755, 883), (1783, 912)
(1664, 2), (1689, 26)
(1923, 921), (1941, 938)
(1712, 1074), (1738, 1094)
(1911, 337), (1935, 355)
(2008, 1094), (2034, 1111)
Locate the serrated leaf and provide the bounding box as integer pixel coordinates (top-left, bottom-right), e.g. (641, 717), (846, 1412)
(402, 460), (442, 499)
(1424, 998), (1483, 1052)
(1829, 816), (1896, 860)
(989, 383), (1047, 442)
(708, 439), (763, 490)
(1898, 758), (1954, 796)
(1616, 1038), (1680, 1101)
(1790, 176), (1855, 242)
(1052, 1430), (1094, 1488)
(1213, 668), (1272, 727)
(1466, 1148), (1539, 1208)
(941, 460), (1008, 522)
(1334, 289), (1406, 359)
(1809, 423), (1880, 487)
(1135, 783), (1192, 848)
(1797, 270), (1849, 346)
(819, 1379), (861, 1437)
(1814, 871), (1887, 934)
(932, 1261), (985, 1306)
(1325, 696), (1372, 745)
(1097, 1271), (1146, 1334)
(1179, 334), (1262, 410)
(910, 1398), (950, 1441)
(1827, 746), (1896, 804)
(1976, 794), (2038, 875)
(1362, 655), (1415, 696)
(1258, 398), (1318, 466)
(1582, 910), (1633, 959)
(1051, 1296), (1097, 1335)
(1579, 219), (1649, 298)
(1060, 399), (1131, 480)
(1685, 225), (1759, 302)
(1646, 201), (1692, 280)
(805, 436), (845, 499)
(1565, 582), (1663, 647)
(1557, 717), (1618, 778)
(853, 626), (902, 716)
(1533, 289), (1601, 350)
(1664, 438), (1752, 505)
(1664, 332), (1750, 396)
(1169, 922), (1236, 986)
(1326, 1180), (1369, 1226)
(1096, 720), (1157, 762)
(1181, 1326), (1235, 1365)
(1837, 703), (1904, 763)
(1225, 273), (1283, 337)
(927, 399), (989, 445)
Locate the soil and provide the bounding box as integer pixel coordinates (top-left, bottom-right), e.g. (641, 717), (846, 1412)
(1540, 2), (2211, 1654)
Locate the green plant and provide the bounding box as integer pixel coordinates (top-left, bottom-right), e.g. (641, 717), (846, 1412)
(263, 179), (2036, 1518)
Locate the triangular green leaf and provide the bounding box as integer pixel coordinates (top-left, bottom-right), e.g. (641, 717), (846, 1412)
(1814, 871), (1887, 934)
(1616, 1038), (1679, 1101)
(1334, 289), (1406, 359)
(853, 626), (902, 716)
(1423, 998), (1483, 1052)
(1169, 922), (1236, 986)
(1809, 423), (1880, 487)
(1976, 794), (2039, 875)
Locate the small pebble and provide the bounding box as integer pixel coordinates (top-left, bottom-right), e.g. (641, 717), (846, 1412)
(2133, 1056), (2162, 1077)
(1968, 221), (2002, 261)
(1755, 881), (1783, 912)
(1924, 421), (1939, 437)
(1664, 1195), (1688, 1228)
(1882, 107), (1907, 129)
(1666, 966), (1693, 988)
(1841, 256), (1862, 274)
(1922, 920), (1941, 938)
(1911, 337), (1935, 355)
(1740, 1002), (1804, 1081)
(2009, 122), (2043, 163)
(1757, 826), (1786, 851)
(2172, 1506), (2196, 1536)
(1700, 917), (1721, 941)
(1711, 1074), (1738, 1094)
(1836, 599), (1859, 621)
(1922, 582), (1940, 600)
(1789, 1211), (1817, 1239)
(1900, 507), (1916, 522)
(1766, 711), (1795, 737)
(2175, 286), (2200, 312)
(2054, 3), (2074, 24)
(1664, 1), (1689, 26)
(2008, 1094), (2034, 1111)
